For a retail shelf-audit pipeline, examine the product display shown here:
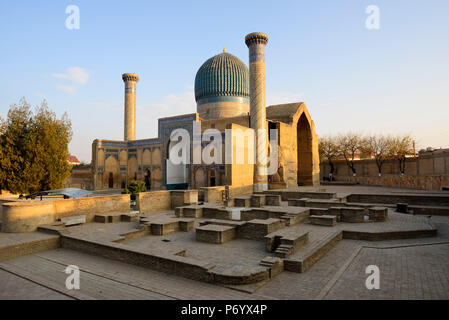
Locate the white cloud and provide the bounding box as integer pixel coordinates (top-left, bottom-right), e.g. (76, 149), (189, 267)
(56, 85), (76, 95)
(53, 67), (89, 84)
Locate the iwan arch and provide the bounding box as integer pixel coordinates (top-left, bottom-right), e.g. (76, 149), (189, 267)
(91, 32), (320, 192)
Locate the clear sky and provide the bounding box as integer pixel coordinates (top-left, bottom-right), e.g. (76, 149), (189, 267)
(1, 0), (448, 162)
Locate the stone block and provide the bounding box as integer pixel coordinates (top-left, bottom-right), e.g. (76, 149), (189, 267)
(310, 215), (337, 226)
(150, 220), (180, 235)
(121, 213), (138, 222)
(304, 199), (340, 208)
(178, 218), (195, 231)
(61, 215), (86, 226)
(182, 205), (203, 218)
(287, 198), (308, 207)
(340, 207), (366, 223)
(265, 194), (281, 206)
(202, 207), (232, 220)
(196, 224), (236, 244)
(240, 208), (270, 221)
(239, 218), (283, 240)
(234, 197), (251, 208)
(369, 207), (388, 222)
(250, 194), (266, 207)
(171, 190), (198, 208)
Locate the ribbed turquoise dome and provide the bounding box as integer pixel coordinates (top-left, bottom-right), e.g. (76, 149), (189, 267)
(194, 52), (249, 104)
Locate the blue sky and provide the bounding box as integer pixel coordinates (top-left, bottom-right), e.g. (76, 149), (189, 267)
(0, 0), (448, 162)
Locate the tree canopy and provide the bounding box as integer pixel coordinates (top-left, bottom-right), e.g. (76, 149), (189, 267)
(318, 132), (416, 176)
(0, 98), (73, 194)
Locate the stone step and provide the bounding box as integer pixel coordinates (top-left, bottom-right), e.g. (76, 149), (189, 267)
(259, 256), (284, 278)
(274, 244), (293, 258)
(284, 230), (343, 273)
(60, 215), (86, 226)
(275, 244), (292, 252)
(309, 215), (337, 227)
(279, 210), (309, 226)
(265, 230), (309, 258)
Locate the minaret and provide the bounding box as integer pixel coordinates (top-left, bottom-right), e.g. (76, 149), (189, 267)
(122, 73), (139, 141)
(245, 32), (268, 192)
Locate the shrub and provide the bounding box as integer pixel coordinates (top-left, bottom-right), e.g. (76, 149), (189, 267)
(122, 180), (146, 200)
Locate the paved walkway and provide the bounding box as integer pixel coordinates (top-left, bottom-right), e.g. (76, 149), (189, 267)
(0, 184), (448, 300)
(0, 269), (71, 300)
(0, 248), (272, 300)
(1, 218), (448, 300)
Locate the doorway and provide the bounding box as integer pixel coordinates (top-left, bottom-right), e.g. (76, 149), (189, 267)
(297, 113), (313, 186)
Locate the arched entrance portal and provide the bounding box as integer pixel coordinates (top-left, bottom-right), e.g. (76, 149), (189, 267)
(108, 172), (114, 188)
(209, 169), (216, 187)
(166, 138), (188, 190)
(297, 113), (313, 186)
(144, 169), (151, 191)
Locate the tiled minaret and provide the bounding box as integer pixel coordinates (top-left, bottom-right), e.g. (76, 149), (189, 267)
(245, 32), (269, 192)
(122, 73), (139, 141)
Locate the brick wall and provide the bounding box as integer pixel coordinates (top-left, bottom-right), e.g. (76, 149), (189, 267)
(1, 194), (130, 233)
(320, 152), (449, 191)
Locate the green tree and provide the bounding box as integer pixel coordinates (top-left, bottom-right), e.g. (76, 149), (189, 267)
(122, 180), (146, 200)
(0, 98), (72, 194)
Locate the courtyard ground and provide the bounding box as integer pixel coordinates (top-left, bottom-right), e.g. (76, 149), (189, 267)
(0, 185), (448, 300)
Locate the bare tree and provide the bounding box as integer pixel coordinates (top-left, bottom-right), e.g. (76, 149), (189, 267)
(319, 136), (339, 177)
(361, 134), (391, 176)
(337, 132), (363, 176)
(388, 134), (415, 175)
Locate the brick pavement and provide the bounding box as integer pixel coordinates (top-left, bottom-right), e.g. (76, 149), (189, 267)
(0, 269), (72, 300)
(0, 248), (271, 300)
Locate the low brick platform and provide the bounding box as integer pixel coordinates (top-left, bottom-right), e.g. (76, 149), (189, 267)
(287, 198), (309, 207)
(310, 215), (337, 227)
(369, 207), (388, 222)
(304, 199), (342, 208)
(178, 218), (195, 232)
(329, 207), (366, 223)
(239, 218), (284, 240)
(0, 232), (60, 262)
(265, 190), (337, 201)
(234, 197), (251, 208)
(150, 219), (180, 235)
(250, 195), (266, 207)
(202, 207), (232, 220)
(94, 213), (137, 224)
(199, 219), (247, 228)
(328, 207), (344, 221)
(340, 207), (366, 223)
(268, 231), (309, 258)
(196, 224), (236, 244)
(176, 205), (203, 218)
(265, 194), (282, 206)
